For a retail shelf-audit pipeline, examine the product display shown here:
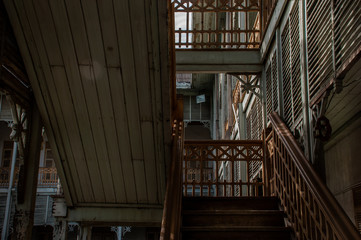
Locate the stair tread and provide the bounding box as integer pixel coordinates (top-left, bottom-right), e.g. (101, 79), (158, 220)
(182, 226), (291, 232)
(182, 197), (280, 211)
(183, 196), (278, 201)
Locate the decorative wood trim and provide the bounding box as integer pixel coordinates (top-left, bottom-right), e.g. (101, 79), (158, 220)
(267, 112), (361, 240)
(183, 140), (264, 197)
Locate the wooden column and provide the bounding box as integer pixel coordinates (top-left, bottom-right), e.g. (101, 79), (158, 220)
(11, 102), (42, 240)
(53, 220), (68, 240)
(77, 225), (92, 240)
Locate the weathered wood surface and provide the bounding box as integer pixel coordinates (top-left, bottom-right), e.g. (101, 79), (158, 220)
(3, 0), (171, 209)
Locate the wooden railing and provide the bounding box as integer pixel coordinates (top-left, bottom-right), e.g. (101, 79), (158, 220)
(0, 167), (58, 188)
(160, 97), (184, 240)
(172, 0), (261, 49)
(37, 167), (58, 187)
(267, 112), (361, 240)
(183, 140), (264, 197)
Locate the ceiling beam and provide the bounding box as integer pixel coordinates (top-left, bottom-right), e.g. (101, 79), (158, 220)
(63, 206), (163, 226)
(176, 50), (262, 73)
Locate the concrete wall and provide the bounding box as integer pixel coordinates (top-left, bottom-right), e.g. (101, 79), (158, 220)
(324, 116), (361, 224)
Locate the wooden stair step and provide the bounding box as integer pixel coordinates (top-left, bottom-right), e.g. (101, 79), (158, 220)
(182, 210), (285, 227)
(182, 226), (291, 240)
(182, 197), (279, 211)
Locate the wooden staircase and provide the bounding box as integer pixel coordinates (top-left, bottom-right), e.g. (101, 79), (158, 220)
(181, 197), (292, 240)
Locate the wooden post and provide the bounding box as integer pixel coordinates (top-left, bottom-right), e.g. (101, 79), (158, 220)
(11, 102), (42, 240)
(2, 141), (18, 239)
(53, 220), (68, 240)
(77, 225), (92, 240)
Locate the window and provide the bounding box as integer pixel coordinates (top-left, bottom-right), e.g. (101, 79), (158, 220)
(2, 141), (20, 168)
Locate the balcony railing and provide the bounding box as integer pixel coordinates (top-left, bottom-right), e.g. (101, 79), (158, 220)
(0, 167), (19, 188)
(262, 0), (277, 36)
(183, 140), (264, 197)
(0, 167), (58, 188)
(173, 0), (261, 49)
(38, 167), (58, 187)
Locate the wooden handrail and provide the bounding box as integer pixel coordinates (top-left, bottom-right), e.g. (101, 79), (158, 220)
(0, 167), (58, 188)
(267, 112), (361, 240)
(160, 97), (184, 240)
(172, 0), (261, 49)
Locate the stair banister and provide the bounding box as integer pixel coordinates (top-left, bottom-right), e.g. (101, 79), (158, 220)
(160, 96), (184, 240)
(268, 112), (361, 240)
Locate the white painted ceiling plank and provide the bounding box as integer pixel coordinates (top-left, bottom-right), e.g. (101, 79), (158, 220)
(96, 0), (128, 203)
(31, 0), (62, 66)
(128, 0), (159, 204)
(65, 0), (116, 203)
(128, 0), (153, 122)
(51, 67), (94, 203)
(113, 0), (144, 162)
(108, 68), (137, 203)
(132, 159), (149, 203)
(153, 0), (172, 202)
(3, 0), (73, 205)
(49, 0), (105, 203)
(145, 0), (170, 204)
(141, 122), (159, 204)
(97, 0), (120, 68)
(143, 0), (168, 204)
(81, 0), (132, 203)
(6, 0), (172, 207)
(23, 0), (85, 203)
(14, 0), (81, 202)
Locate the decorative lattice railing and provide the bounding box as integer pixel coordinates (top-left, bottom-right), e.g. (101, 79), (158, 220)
(183, 140), (264, 197)
(172, 0), (261, 49)
(0, 167), (58, 188)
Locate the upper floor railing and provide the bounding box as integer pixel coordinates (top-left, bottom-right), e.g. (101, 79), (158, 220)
(183, 140), (264, 197)
(0, 167), (58, 188)
(37, 167), (59, 188)
(262, 0), (277, 37)
(172, 0), (261, 49)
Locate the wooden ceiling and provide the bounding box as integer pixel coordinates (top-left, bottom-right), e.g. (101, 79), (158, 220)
(4, 0), (171, 208)
(0, 1), (30, 106)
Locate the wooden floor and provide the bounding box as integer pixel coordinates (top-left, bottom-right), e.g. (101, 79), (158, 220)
(3, 0), (171, 209)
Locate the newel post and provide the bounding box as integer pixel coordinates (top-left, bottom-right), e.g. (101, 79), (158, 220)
(10, 100), (42, 239)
